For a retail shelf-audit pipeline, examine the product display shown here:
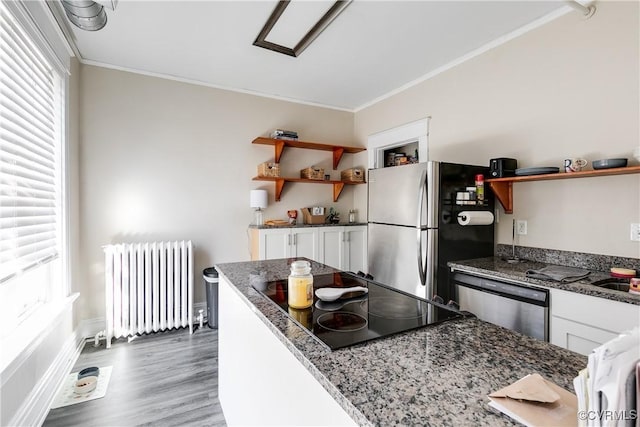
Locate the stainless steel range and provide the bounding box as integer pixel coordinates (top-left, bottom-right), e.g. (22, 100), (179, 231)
(254, 271), (465, 350)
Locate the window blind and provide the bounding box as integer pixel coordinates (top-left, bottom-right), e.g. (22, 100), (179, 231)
(0, 2), (62, 284)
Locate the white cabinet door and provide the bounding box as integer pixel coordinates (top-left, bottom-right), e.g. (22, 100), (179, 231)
(318, 227), (344, 270)
(317, 226), (368, 272)
(550, 288), (640, 355)
(291, 228), (319, 260)
(259, 228), (291, 260)
(344, 226), (367, 273)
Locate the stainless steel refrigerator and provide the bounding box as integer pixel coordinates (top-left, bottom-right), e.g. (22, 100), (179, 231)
(367, 161), (494, 302)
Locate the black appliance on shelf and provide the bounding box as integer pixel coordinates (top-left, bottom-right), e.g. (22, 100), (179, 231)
(489, 157), (518, 178)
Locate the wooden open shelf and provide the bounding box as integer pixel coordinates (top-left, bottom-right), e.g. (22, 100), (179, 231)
(252, 176), (365, 202)
(252, 137), (366, 170)
(487, 165), (640, 214)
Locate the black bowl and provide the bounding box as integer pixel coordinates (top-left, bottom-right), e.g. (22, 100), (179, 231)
(78, 366), (100, 379)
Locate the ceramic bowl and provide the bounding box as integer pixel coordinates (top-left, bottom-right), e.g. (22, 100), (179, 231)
(74, 376), (98, 394)
(77, 366), (100, 379)
(592, 158), (627, 170)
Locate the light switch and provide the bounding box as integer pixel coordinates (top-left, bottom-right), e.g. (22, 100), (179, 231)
(631, 223), (640, 242)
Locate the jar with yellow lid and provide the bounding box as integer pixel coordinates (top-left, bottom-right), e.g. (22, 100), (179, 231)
(288, 260), (313, 309)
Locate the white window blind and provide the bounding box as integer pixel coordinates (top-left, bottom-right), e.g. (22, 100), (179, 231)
(0, 2), (62, 284)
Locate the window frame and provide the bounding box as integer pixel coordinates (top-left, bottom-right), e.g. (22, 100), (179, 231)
(0, 0), (71, 339)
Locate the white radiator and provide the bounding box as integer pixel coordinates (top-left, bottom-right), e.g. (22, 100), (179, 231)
(104, 241), (194, 348)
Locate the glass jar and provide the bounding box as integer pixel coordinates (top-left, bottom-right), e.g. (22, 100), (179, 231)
(348, 209), (356, 223)
(288, 306), (313, 328)
(288, 260), (313, 309)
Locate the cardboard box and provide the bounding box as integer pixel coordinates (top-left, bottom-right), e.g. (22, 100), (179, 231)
(301, 208), (325, 225)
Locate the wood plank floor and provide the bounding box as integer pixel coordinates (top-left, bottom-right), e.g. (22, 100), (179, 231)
(44, 326), (226, 427)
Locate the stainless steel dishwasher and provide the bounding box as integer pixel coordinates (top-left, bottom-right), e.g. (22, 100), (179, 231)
(452, 271), (549, 341)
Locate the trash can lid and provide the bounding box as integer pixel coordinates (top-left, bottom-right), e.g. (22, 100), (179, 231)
(203, 267), (218, 279)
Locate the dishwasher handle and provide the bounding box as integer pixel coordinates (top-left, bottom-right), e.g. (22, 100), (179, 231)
(453, 272), (548, 306)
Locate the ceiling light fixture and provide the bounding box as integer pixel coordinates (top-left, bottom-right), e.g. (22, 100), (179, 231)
(61, 0), (116, 31)
(254, 0), (352, 57)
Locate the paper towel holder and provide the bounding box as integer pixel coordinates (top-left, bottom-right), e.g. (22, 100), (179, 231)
(457, 210), (494, 226)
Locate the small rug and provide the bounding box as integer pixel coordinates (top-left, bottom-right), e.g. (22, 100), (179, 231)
(50, 366), (113, 409)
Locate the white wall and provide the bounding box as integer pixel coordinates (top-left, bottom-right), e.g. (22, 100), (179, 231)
(354, 1), (640, 259)
(78, 65), (358, 322)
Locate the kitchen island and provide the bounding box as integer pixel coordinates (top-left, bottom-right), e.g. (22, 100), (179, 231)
(215, 258), (586, 426)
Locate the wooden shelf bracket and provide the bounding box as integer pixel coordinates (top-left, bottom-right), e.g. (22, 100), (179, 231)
(332, 147), (345, 170)
(273, 140), (285, 163)
(488, 181), (513, 214)
(274, 178), (285, 202)
(333, 182), (345, 202)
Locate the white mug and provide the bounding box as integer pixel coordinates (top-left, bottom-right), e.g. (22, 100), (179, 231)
(564, 158), (587, 172)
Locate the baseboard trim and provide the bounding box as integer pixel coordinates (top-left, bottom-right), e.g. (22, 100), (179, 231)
(80, 317), (105, 339)
(9, 328), (85, 427)
(81, 302), (207, 341)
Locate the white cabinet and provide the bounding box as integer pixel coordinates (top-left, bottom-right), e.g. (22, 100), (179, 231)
(250, 226), (367, 273)
(317, 226), (368, 273)
(250, 227), (318, 261)
(550, 288), (640, 355)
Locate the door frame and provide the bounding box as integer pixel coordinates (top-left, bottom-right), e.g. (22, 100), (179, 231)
(366, 118), (430, 169)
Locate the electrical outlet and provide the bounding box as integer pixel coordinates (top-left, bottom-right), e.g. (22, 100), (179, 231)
(516, 220), (528, 235)
(631, 223), (640, 242)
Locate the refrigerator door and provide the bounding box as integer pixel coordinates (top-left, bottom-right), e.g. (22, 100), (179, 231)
(368, 162), (433, 227)
(368, 223), (437, 299)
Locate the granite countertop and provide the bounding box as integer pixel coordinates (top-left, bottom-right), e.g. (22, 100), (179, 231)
(448, 257), (640, 306)
(249, 222), (367, 229)
(215, 258), (586, 427)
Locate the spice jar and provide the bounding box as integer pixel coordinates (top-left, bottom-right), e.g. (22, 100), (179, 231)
(348, 209), (356, 223)
(288, 260), (313, 309)
(475, 174), (484, 205)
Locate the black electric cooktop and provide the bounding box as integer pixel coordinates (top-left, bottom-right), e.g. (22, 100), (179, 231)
(253, 271), (463, 350)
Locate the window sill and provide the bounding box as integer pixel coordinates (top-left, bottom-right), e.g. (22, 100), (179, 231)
(0, 293), (79, 383)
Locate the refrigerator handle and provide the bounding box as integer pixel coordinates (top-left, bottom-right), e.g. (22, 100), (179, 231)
(417, 168), (428, 287)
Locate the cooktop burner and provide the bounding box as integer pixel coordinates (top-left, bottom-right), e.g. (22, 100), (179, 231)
(253, 271), (463, 350)
(317, 312), (368, 332)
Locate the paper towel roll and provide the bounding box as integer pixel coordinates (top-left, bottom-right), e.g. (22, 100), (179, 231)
(457, 211), (494, 226)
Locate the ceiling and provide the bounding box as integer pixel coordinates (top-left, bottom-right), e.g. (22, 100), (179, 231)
(55, 1), (571, 111)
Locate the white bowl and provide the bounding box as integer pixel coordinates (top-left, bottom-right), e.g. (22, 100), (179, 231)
(633, 146), (640, 162)
(74, 376), (98, 394)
